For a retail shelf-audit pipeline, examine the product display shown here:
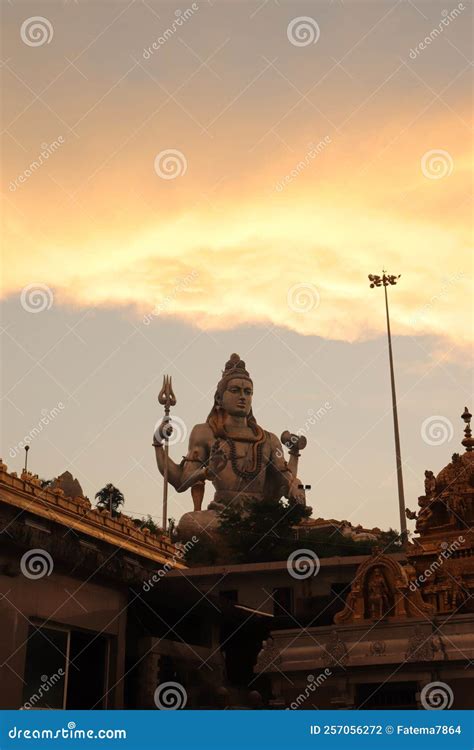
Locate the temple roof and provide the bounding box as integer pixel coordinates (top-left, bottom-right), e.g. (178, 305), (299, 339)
(436, 451), (474, 493)
(435, 407), (474, 493)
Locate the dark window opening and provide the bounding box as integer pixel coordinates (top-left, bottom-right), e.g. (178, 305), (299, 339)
(66, 630), (108, 709)
(331, 583), (349, 600)
(220, 589), (238, 603)
(355, 681), (418, 709)
(272, 587), (294, 617)
(22, 626), (68, 709)
(23, 623), (111, 710)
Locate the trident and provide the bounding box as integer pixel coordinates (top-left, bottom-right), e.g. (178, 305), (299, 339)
(158, 375), (177, 530)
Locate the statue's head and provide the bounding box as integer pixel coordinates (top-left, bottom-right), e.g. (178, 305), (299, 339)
(207, 354), (261, 436)
(219, 377), (253, 417)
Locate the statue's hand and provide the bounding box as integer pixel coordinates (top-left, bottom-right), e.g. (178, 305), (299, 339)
(289, 477), (306, 505)
(153, 418), (173, 446)
(207, 440), (228, 479)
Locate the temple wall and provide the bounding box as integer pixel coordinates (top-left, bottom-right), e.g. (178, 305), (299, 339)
(0, 561), (128, 709)
(258, 615), (474, 709)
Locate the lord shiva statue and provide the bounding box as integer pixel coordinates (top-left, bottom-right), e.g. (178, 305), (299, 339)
(153, 353), (307, 539)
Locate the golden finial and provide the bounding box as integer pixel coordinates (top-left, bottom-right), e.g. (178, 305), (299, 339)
(461, 407), (473, 452)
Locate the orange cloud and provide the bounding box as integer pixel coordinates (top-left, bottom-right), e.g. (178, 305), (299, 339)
(2, 108), (472, 356)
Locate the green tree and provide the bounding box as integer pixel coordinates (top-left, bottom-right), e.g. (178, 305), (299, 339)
(378, 527), (403, 553)
(184, 536), (218, 566)
(133, 514), (162, 536)
(218, 497), (311, 564)
(95, 483), (124, 517)
(299, 526), (375, 557)
(217, 500), (401, 564)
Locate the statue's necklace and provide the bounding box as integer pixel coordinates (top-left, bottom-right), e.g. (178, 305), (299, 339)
(225, 438), (263, 481)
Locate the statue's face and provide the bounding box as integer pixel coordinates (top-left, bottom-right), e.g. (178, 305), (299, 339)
(221, 377), (253, 417)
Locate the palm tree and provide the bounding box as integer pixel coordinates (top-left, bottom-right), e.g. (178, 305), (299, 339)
(95, 484), (124, 517)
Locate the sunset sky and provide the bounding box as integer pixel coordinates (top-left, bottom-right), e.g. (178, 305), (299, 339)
(1, 0), (472, 534)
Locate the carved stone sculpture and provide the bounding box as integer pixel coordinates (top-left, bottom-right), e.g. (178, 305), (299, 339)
(153, 354), (308, 543)
(367, 567), (391, 620)
(334, 553), (434, 624)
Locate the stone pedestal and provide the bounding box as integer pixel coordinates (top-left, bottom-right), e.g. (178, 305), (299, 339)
(177, 509), (221, 545)
(177, 509), (234, 563)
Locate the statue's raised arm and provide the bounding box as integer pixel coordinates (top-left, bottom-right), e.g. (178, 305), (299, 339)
(153, 423), (211, 492)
